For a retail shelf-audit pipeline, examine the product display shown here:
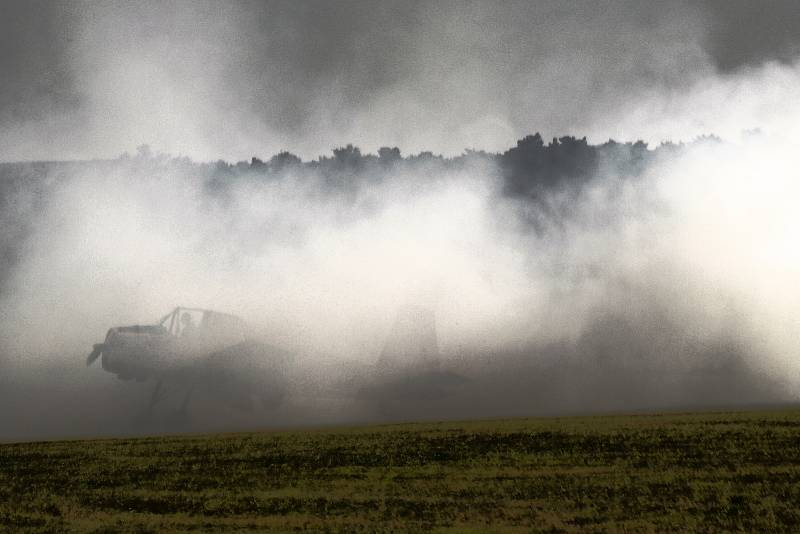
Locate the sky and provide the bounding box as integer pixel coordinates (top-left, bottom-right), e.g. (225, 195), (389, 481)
(1, 0), (800, 162)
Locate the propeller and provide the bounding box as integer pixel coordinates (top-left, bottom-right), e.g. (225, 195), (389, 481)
(86, 343), (104, 366)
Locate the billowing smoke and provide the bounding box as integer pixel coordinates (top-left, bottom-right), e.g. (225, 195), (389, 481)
(1, 2), (800, 439)
(3, 1), (800, 161)
(2, 125), (799, 438)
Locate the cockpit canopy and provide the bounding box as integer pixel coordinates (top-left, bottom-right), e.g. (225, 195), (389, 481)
(158, 307), (248, 340)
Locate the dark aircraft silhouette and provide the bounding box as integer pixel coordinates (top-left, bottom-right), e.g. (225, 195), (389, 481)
(87, 307), (289, 417)
(356, 305), (467, 416)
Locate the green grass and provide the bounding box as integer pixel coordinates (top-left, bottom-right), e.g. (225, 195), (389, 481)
(2, 409), (800, 532)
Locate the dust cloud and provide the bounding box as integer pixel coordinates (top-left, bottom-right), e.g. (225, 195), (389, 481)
(1, 125), (799, 440)
(1, 2), (800, 440)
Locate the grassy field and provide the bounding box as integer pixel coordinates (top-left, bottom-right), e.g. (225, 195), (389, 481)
(2, 409), (800, 532)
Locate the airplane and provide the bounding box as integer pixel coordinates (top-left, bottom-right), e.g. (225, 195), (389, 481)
(87, 306), (290, 418)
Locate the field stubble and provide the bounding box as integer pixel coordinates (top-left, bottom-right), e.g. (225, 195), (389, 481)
(1, 410), (800, 532)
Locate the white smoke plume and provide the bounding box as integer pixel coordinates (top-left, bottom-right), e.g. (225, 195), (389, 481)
(2, 2), (800, 439)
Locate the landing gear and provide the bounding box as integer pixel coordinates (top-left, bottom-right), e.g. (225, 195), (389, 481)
(134, 380), (193, 429)
(147, 380), (165, 413)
